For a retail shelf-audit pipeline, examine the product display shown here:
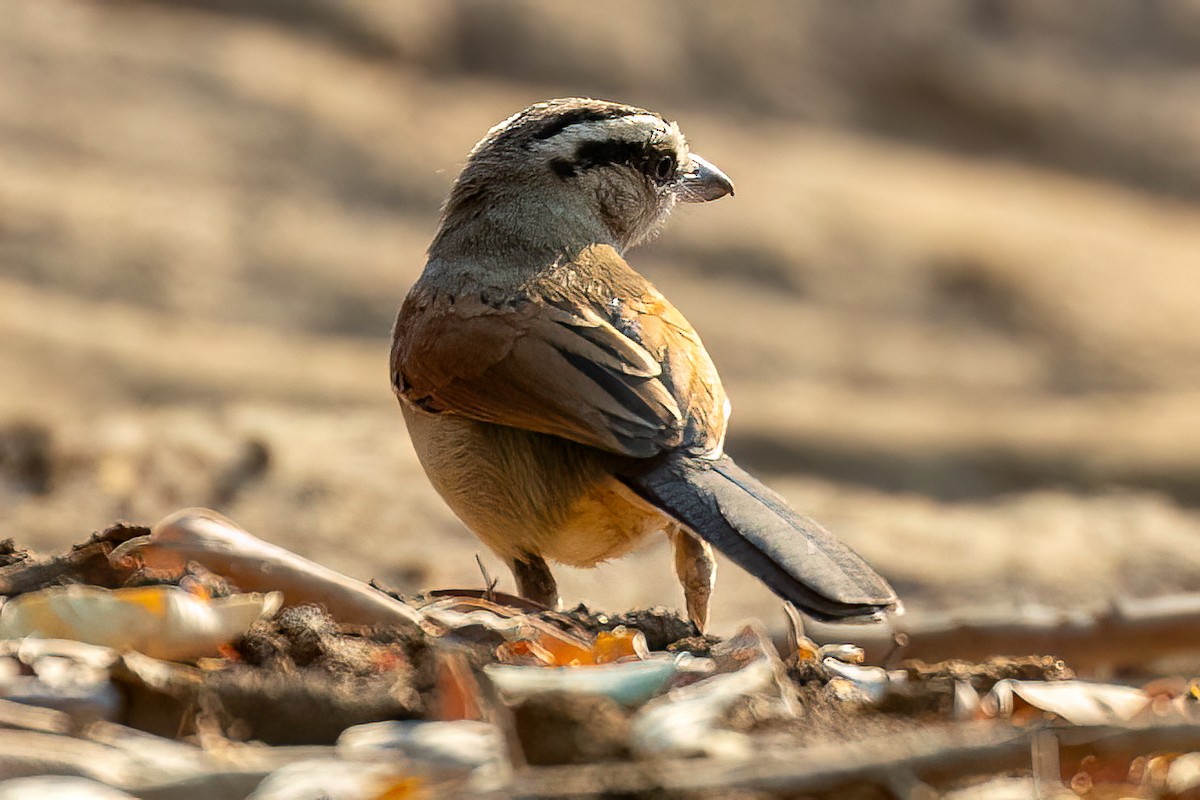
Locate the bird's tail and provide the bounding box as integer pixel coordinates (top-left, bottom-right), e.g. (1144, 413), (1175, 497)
(619, 453), (898, 622)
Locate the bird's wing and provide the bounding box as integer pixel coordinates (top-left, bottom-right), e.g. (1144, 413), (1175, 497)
(391, 245), (726, 458)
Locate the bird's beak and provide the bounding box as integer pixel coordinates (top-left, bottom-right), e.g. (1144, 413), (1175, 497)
(679, 154), (735, 202)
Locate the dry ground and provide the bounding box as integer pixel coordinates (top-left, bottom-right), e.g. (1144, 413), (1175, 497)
(2, 0), (1200, 635)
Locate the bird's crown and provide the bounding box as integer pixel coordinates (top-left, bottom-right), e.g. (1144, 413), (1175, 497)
(469, 98), (687, 183)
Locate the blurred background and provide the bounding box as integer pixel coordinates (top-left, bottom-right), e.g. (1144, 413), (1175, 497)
(2, 0), (1199, 633)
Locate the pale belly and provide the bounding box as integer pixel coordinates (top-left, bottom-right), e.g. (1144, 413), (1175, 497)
(401, 404), (668, 567)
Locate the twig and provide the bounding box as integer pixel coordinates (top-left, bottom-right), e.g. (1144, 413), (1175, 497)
(0, 697), (73, 736)
(805, 593), (1200, 673)
(476, 554), (499, 603)
(0, 720), (391, 798)
(516, 719), (1200, 797)
(1030, 730), (1064, 798)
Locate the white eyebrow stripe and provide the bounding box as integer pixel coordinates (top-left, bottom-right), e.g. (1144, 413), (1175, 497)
(530, 116), (684, 158)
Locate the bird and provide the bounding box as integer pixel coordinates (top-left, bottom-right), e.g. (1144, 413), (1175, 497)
(391, 98), (898, 631)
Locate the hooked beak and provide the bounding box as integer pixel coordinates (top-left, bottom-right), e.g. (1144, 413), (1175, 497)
(679, 154), (734, 203)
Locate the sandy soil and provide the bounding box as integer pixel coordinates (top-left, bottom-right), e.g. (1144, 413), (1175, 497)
(2, 0), (1200, 636)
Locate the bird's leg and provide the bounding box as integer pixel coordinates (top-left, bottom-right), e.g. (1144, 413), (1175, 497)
(668, 524), (717, 633)
(510, 553), (560, 610)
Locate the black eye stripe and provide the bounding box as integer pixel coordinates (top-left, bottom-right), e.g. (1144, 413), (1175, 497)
(575, 139), (646, 170)
(564, 139), (676, 178)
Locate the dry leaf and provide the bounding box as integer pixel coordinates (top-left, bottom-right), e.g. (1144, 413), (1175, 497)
(985, 679), (1150, 725)
(111, 509), (424, 631)
(0, 585), (281, 662)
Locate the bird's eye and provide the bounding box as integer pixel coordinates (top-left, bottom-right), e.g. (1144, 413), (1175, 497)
(653, 155), (676, 181)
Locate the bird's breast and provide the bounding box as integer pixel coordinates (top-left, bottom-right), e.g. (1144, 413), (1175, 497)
(401, 404), (666, 566)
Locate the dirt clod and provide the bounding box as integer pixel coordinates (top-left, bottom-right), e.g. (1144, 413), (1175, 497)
(204, 666), (422, 745)
(549, 605), (701, 652)
(513, 691), (631, 765)
(899, 655), (1075, 690)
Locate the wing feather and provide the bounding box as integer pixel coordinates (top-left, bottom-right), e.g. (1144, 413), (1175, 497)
(392, 245), (726, 458)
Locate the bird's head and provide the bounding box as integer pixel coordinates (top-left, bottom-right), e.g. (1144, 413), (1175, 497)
(434, 98), (734, 255)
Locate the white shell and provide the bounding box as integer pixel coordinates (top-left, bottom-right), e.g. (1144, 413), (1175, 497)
(0, 585), (281, 661)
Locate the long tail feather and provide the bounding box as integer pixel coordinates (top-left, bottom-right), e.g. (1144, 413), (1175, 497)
(620, 454), (898, 622)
